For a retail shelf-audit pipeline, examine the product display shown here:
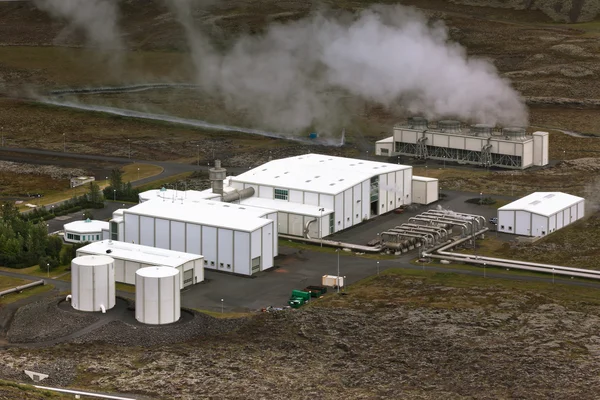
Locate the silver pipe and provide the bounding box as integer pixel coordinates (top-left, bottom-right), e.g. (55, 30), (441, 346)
(0, 280), (44, 297)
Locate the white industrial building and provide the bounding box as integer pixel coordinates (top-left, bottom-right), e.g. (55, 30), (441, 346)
(76, 240), (204, 287)
(375, 117), (549, 170)
(110, 198), (276, 276)
(64, 219), (109, 243)
(497, 192), (585, 236)
(229, 153), (415, 235)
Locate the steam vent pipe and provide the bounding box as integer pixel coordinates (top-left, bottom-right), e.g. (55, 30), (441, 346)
(209, 159), (227, 195)
(222, 187), (255, 203)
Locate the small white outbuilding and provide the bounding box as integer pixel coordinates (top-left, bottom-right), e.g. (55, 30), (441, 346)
(497, 192), (585, 236)
(64, 219), (109, 243)
(76, 240), (204, 288)
(411, 176), (439, 205)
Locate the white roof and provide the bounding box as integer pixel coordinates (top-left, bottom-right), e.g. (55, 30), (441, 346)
(139, 188), (222, 202)
(136, 266), (179, 278)
(124, 198), (272, 232)
(376, 136), (394, 143)
(412, 176), (438, 182)
(77, 240), (203, 267)
(230, 153), (411, 195)
(499, 192), (584, 216)
(64, 219), (109, 233)
(72, 255), (114, 266)
(240, 197), (334, 217)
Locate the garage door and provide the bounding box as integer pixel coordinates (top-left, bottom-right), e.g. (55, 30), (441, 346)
(251, 257), (261, 274)
(183, 269), (194, 287)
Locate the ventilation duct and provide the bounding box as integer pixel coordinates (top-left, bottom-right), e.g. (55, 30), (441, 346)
(503, 127), (527, 140)
(209, 159), (227, 194)
(407, 116), (429, 130)
(437, 120), (462, 133)
(470, 124), (494, 137)
(222, 187), (255, 203)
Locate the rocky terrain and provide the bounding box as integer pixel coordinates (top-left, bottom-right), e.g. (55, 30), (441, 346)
(2, 272), (600, 399)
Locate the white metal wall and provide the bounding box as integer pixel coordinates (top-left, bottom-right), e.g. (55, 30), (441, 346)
(123, 212), (273, 276)
(499, 200), (585, 236)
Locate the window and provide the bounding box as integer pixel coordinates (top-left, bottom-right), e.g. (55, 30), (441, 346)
(96, 235), (100, 240)
(204, 260), (207, 265)
(501, 225), (504, 230)
(220, 263), (224, 268)
(210, 261), (215, 266)
(329, 214), (335, 234)
(227, 264), (231, 269)
(110, 221), (119, 241)
(274, 188), (289, 201)
(67, 233), (73, 240)
(381, 148), (389, 154)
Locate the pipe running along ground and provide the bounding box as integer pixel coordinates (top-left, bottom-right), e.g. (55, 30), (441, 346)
(422, 228), (600, 280)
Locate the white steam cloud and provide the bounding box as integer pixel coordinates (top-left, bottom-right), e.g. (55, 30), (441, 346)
(166, 3), (528, 133)
(34, 1), (528, 135)
(32, 0), (123, 51)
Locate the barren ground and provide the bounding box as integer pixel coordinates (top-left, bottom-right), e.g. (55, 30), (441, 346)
(3, 269), (600, 399)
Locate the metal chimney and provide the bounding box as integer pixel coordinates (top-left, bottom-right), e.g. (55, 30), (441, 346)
(209, 159), (227, 195)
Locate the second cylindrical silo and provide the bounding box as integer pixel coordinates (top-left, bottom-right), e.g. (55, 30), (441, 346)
(71, 255), (116, 312)
(135, 266), (181, 325)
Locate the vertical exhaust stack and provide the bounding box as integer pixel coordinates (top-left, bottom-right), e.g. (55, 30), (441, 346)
(209, 159), (227, 195)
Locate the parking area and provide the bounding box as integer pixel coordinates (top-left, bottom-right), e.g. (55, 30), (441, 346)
(327, 190), (518, 245)
(181, 245), (386, 312)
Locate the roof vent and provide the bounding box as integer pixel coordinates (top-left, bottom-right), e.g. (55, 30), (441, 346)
(438, 120), (462, 133)
(275, 176), (279, 178)
(329, 183), (335, 186)
(544, 194), (555, 199)
(471, 124), (494, 137)
(339, 179), (344, 181)
(306, 180), (311, 183)
(85, 218), (91, 223)
(503, 127), (527, 141)
(407, 116), (428, 130)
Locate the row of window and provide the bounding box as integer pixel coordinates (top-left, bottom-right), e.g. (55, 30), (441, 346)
(274, 188), (289, 201)
(66, 233), (100, 241)
(203, 259), (232, 269)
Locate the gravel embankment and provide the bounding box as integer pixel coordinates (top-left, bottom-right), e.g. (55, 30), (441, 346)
(72, 310), (250, 347)
(7, 297), (100, 344)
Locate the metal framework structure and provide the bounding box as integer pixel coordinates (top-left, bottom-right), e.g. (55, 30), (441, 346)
(394, 142), (523, 168)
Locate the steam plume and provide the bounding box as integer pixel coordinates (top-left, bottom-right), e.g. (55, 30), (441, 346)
(166, 3), (528, 133)
(32, 0), (123, 51)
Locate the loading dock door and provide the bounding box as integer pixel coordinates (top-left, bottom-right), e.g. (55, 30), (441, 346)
(251, 257), (261, 274)
(183, 270), (194, 287)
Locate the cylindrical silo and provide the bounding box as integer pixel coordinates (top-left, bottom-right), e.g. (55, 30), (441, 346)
(71, 255), (115, 312)
(135, 267), (181, 325)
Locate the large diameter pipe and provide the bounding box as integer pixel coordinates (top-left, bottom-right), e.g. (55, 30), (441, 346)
(222, 187), (255, 203)
(425, 253), (600, 281)
(401, 223), (448, 237)
(0, 280), (45, 297)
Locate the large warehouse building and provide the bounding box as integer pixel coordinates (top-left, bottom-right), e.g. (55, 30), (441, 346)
(77, 240), (204, 288)
(497, 192), (585, 236)
(228, 153), (415, 234)
(375, 117), (549, 170)
(111, 198), (277, 276)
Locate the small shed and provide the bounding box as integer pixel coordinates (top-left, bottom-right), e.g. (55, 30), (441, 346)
(411, 176), (439, 205)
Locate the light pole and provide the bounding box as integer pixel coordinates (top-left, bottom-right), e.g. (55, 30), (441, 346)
(221, 298), (224, 314)
(137, 167), (140, 181)
(197, 145), (200, 166)
(483, 262), (486, 278)
(51, 205), (54, 214)
(319, 208), (325, 247)
(443, 156), (445, 169)
(376, 261), (380, 276)
(47, 263), (50, 278)
(479, 192), (483, 205)
(336, 249), (340, 293)
(113, 189), (116, 202)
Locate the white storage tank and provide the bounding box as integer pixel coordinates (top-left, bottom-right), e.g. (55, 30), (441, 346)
(135, 266), (181, 325)
(71, 255), (116, 312)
